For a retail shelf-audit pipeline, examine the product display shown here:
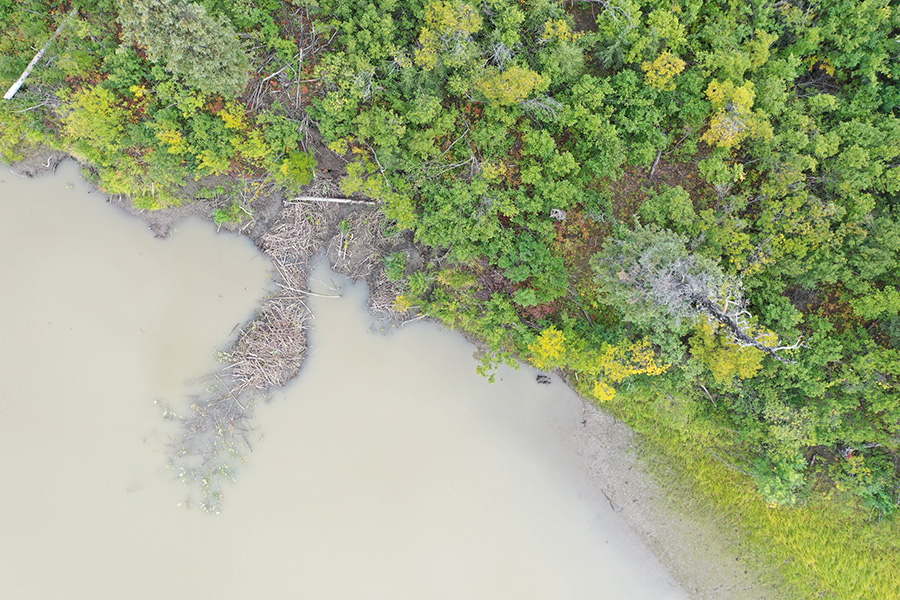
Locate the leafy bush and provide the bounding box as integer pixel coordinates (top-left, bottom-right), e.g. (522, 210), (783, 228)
(213, 201), (249, 224)
(274, 151), (316, 193)
(383, 252), (406, 281)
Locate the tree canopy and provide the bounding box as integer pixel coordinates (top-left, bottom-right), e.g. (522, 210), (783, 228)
(120, 0), (249, 97)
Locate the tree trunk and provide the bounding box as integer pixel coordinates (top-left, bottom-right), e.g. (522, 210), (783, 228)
(289, 196), (376, 206)
(3, 8), (77, 101)
(690, 293), (793, 363)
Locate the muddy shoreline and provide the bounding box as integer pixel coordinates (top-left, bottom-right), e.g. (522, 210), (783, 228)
(8, 148), (787, 598)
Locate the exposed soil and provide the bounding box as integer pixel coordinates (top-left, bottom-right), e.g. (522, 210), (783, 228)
(568, 1), (601, 33)
(304, 124), (348, 181)
(607, 152), (717, 224)
(9, 148), (67, 177)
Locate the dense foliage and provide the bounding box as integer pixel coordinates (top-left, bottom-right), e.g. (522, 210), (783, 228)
(3, 0), (900, 595)
(0, 0), (315, 208)
(307, 0), (900, 521)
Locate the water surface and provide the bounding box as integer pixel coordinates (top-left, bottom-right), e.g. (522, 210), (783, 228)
(0, 163), (687, 599)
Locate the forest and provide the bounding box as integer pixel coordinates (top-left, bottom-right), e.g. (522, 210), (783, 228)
(2, 0), (900, 597)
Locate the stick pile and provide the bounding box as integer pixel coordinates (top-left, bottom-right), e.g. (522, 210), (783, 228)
(167, 197), (419, 511)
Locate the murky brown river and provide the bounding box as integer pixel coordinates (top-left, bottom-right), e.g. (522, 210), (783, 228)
(0, 162), (687, 598)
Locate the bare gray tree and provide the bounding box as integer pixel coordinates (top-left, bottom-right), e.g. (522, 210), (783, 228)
(593, 226), (801, 362)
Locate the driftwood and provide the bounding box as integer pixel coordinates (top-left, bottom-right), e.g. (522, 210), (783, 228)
(3, 7), (77, 101)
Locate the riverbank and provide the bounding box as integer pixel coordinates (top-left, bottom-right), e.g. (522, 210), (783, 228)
(573, 403), (787, 599)
(6, 151), (790, 598)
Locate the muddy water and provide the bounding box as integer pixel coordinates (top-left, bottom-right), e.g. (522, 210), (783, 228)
(0, 163), (687, 599)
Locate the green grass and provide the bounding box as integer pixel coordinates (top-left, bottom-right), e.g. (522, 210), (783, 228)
(610, 390), (900, 600)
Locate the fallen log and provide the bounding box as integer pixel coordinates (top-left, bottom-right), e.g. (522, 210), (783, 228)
(289, 196), (376, 206)
(3, 7), (78, 101)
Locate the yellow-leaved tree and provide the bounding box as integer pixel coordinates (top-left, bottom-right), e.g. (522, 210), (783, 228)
(701, 80), (772, 149)
(475, 65), (547, 105)
(642, 50), (686, 91)
(690, 321), (770, 383)
(414, 0), (482, 70)
(588, 339), (669, 402)
(542, 18), (581, 43)
(528, 326), (669, 403)
(528, 326), (567, 370)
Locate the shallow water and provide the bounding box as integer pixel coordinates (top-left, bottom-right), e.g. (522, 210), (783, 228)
(0, 163), (687, 599)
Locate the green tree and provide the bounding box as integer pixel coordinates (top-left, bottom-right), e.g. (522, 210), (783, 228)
(119, 0), (249, 96)
(475, 65), (547, 105)
(63, 85), (127, 166)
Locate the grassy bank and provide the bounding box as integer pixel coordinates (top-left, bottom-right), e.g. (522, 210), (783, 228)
(610, 388), (900, 600)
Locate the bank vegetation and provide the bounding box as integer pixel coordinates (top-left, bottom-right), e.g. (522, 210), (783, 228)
(3, 0), (900, 596)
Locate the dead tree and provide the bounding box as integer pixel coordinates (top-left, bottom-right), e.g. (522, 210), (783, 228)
(689, 292), (801, 363)
(3, 8), (78, 100)
(594, 225), (801, 362)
